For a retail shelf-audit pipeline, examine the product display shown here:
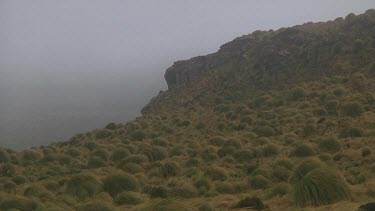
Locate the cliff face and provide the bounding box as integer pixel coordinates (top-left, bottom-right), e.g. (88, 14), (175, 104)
(164, 37), (255, 89)
(142, 9), (375, 114)
(163, 9), (375, 90)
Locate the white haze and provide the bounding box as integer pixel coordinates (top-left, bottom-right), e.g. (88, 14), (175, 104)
(0, 0), (374, 149)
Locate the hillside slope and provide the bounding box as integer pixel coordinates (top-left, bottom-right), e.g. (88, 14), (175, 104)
(0, 10), (375, 211)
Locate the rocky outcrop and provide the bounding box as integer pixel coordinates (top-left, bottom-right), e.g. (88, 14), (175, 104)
(164, 37), (259, 89)
(143, 9), (375, 114)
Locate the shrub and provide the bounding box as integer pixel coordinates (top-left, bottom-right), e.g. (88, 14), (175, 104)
(185, 158), (200, 167)
(169, 146), (187, 157)
(12, 175), (28, 185)
(292, 144), (315, 157)
(214, 181), (235, 194)
(66, 148), (81, 157)
(318, 138), (341, 153)
(110, 149), (129, 162)
(119, 162), (144, 174)
(250, 175), (269, 189)
(0, 149), (10, 163)
(92, 149), (109, 161)
(262, 144), (279, 157)
(235, 196), (267, 210)
(76, 201), (114, 211)
(0, 196), (41, 211)
(204, 166), (228, 181)
(208, 137), (225, 146)
(130, 130), (146, 141)
(240, 115), (253, 124)
(0, 163), (16, 177)
(333, 88), (345, 97)
(159, 161), (179, 178)
(274, 159), (294, 170)
(22, 150), (42, 161)
(24, 185), (54, 201)
(272, 167), (291, 182)
(201, 147), (218, 161)
(233, 149), (253, 162)
(194, 178), (211, 192)
(267, 183), (289, 198)
(319, 153), (333, 162)
(115, 191), (142, 205)
(170, 183), (198, 198)
(103, 173), (139, 197)
(122, 154), (148, 164)
(151, 139), (168, 147)
(3, 181), (16, 193)
(94, 129), (112, 139)
(340, 102), (363, 117)
(253, 126), (275, 137)
(65, 174), (102, 200)
(105, 122), (117, 130)
(148, 186), (168, 198)
(143, 147), (168, 162)
(361, 147), (371, 157)
(217, 146), (236, 157)
(291, 87), (306, 100)
(85, 141), (100, 151)
(293, 168), (350, 206)
(224, 139), (243, 149)
(339, 127), (363, 138)
(87, 157), (107, 169)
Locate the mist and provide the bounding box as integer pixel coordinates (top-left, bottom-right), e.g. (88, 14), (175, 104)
(1, 1), (374, 149)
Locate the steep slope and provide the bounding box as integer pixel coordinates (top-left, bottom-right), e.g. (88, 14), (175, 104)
(0, 10), (375, 211)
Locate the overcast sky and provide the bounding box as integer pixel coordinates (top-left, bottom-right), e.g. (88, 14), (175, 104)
(0, 1), (374, 149)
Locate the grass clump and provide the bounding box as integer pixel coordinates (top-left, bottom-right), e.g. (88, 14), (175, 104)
(143, 146), (168, 162)
(204, 166), (228, 181)
(250, 175), (269, 189)
(12, 175), (28, 185)
(110, 149), (130, 162)
(170, 183), (198, 198)
(0, 149), (10, 163)
(339, 127), (363, 138)
(318, 137), (341, 153)
(235, 196), (267, 210)
(119, 162), (144, 174)
(0, 195), (41, 211)
(103, 173), (139, 197)
(94, 129), (112, 139)
(340, 102), (363, 117)
(76, 201), (114, 211)
(290, 159), (323, 182)
(267, 183), (289, 198)
(159, 161), (179, 178)
(233, 149), (253, 162)
(140, 198), (197, 211)
(65, 174), (102, 200)
(87, 156), (108, 169)
(147, 186), (168, 198)
(115, 191), (142, 205)
(293, 168), (350, 206)
(292, 144), (315, 157)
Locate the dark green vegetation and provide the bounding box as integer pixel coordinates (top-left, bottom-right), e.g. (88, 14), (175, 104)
(1, 10), (375, 210)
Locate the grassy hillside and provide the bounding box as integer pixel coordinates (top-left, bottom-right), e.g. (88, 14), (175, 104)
(0, 10), (375, 211)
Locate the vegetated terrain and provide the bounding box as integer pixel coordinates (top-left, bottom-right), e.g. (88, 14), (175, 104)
(1, 10), (375, 211)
